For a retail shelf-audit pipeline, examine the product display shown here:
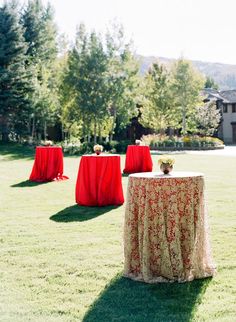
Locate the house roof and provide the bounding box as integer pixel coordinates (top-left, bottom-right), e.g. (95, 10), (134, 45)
(202, 88), (236, 103)
(219, 90), (236, 103)
(201, 88), (224, 101)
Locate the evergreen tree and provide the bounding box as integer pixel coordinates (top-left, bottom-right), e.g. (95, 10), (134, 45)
(204, 76), (219, 90)
(21, 0), (58, 140)
(0, 1), (32, 141)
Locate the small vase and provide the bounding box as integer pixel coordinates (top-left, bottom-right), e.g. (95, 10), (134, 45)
(95, 150), (101, 155)
(160, 163), (173, 175)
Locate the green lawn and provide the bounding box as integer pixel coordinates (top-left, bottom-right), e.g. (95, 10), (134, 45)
(0, 144), (235, 322)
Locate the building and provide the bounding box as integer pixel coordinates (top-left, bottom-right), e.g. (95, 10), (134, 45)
(203, 88), (236, 143)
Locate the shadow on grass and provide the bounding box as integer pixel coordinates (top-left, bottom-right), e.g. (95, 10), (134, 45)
(0, 143), (34, 160)
(83, 274), (212, 322)
(50, 204), (120, 222)
(11, 180), (48, 187)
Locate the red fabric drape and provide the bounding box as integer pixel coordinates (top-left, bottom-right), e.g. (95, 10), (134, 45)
(29, 147), (68, 182)
(75, 155), (124, 206)
(123, 145), (153, 174)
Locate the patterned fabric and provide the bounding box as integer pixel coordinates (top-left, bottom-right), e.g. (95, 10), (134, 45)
(124, 172), (216, 283)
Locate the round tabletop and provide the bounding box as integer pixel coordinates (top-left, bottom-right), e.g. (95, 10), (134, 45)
(129, 171), (204, 179)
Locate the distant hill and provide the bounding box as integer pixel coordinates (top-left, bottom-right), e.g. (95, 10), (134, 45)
(137, 55), (236, 90)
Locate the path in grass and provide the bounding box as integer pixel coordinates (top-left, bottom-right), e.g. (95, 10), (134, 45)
(0, 145), (235, 321)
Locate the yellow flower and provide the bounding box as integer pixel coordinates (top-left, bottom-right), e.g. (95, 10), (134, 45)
(93, 144), (103, 152)
(44, 140), (53, 146)
(158, 156), (175, 166)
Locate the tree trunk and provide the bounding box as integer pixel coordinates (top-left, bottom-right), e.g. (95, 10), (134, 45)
(44, 120), (47, 140)
(94, 118), (97, 144)
(61, 123), (64, 141)
(2, 132), (9, 142)
(1, 116), (9, 142)
(31, 115), (35, 140)
(109, 112), (117, 142)
(182, 106), (186, 135)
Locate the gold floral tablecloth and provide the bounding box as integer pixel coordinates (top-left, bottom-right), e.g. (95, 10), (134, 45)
(124, 172), (216, 283)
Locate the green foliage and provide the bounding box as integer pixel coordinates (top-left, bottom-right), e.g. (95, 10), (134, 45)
(62, 22), (141, 144)
(195, 101), (221, 136)
(62, 140), (93, 155)
(0, 1), (33, 141)
(115, 139), (131, 153)
(64, 25), (109, 143)
(204, 76), (219, 90)
(140, 62), (176, 132)
(171, 58), (205, 134)
(141, 134), (224, 149)
(21, 0), (58, 140)
(106, 23), (141, 138)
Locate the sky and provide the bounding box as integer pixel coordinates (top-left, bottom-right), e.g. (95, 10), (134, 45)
(6, 0), (236, 65)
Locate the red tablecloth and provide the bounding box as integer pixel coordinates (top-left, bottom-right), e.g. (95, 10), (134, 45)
(75, 154), (124, 206)
(29, 146), (68, 182)
(123, 145), (153, 174)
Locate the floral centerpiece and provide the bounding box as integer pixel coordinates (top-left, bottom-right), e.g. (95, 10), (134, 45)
(43, 140), (53, 146)
(93, 144), (103, 155)
(135, 139), (141, 146)
(158, 156), (175, 174)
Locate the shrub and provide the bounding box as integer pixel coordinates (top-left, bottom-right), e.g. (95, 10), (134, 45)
(141, 134), (224, 149)
(62, 140), (93, 155)
(115, 140), (132, 153)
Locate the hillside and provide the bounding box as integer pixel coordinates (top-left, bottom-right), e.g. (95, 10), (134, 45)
(138, 55), (236, 90)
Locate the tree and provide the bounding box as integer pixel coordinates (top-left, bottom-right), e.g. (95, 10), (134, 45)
(195, 101), (221, 136)
(204, 76), (219, 90)
(106, 23), (140, 140)
(65, 25), (109, 143)
(21, 0), (58, 140)
(140, 62), (176, 133)
(171, 58), (205, 134)
(0, 1), (32, 141)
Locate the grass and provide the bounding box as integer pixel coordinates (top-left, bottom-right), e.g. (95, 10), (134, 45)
(0, 144), (236, 321)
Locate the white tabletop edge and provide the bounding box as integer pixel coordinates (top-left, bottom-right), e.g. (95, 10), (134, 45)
(129, 171), (204, 178)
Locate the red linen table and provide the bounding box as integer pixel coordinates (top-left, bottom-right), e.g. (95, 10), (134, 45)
(75, 154), (124, 206)
(29, 146), (68, 182)
(123, 145), (153, 174)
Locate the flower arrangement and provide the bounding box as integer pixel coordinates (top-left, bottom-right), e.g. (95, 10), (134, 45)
(158, 156), (175, 166)
(93, 144), (103, 155)
(158, 156), (175, 174)
(135, 139), (141, 146)
(43, 140), (53, 146)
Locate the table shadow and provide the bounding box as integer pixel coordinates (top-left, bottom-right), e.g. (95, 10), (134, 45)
(82, 274), (212, 322)
(11, 180), (48, 187)
(0, 143), (34, 160)
(50, 204), (120, 222)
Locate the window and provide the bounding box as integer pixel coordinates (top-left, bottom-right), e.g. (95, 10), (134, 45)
(223, 104), (228, 113)
(232, 103), (236, 113)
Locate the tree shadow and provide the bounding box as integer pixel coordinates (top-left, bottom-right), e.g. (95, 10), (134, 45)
(83, 274), (212, 322)
(0, 143), (34, 160)
(11, 180), (48, 187)
(50, 204), (121, 222)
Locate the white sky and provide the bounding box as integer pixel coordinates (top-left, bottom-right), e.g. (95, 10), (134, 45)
(7, 0), (236, 64)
